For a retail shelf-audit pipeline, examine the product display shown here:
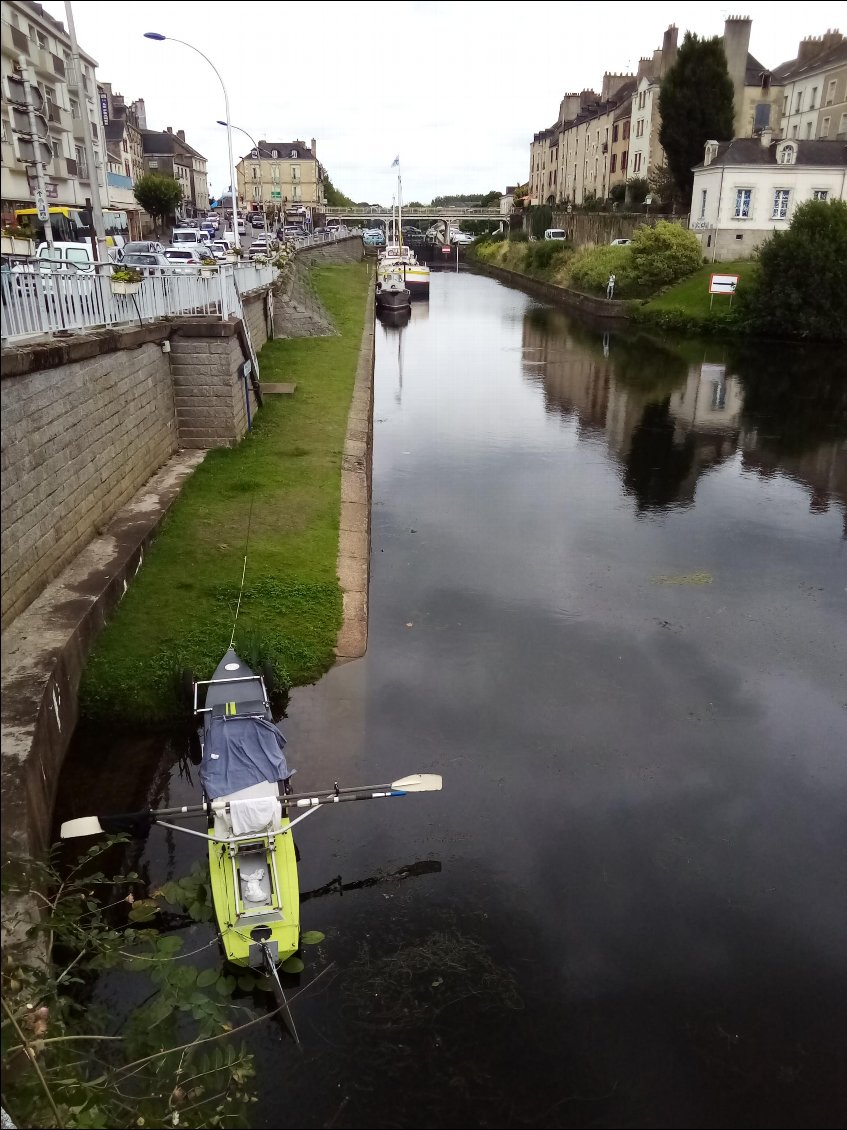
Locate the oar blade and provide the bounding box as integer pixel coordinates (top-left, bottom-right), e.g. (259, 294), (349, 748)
(391, 773), (443, 793)
(60, 816), (105, 839)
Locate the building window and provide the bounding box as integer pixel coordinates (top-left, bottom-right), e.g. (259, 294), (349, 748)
(840, 112), (847, 135)
(251, 164), (259, 180)
(771, 189), (790, 219)
(826, 79), (837, 106)
(791, 124), (799, 138)
(700, 189), (707, 219)
(754, 103), (770, 130)
(37, 29), (48, 50)
(734, 188), (752, 218)
(610, 153), (617, 173)
(794, 91), (802, 113)
(292, 184), (301, 201)
(70, 98), (79, 119)
(271, 149), (278, 158)
(252, 185), (261, 200)
(813, 189), (829, 201)
(623, 121), (630, 140)
(782, 94), (788, 116)
(821, 116), (830, 137)
(612, 124), (618, 143)
(290, 149), (297, 158)
(806, 121), (814, 139)
(621, 149), (628, 170)
(809, 87), (818, 109)
(778, 143), (796, 164)
(290, 164), (300, 180)
(271, 163), (280, 182)
(633, 152), (642, 173)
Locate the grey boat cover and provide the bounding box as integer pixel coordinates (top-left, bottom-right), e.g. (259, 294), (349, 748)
(199, 716), (291, 801)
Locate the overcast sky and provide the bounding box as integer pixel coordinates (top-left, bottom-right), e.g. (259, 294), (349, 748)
(42, 1), (844, 204)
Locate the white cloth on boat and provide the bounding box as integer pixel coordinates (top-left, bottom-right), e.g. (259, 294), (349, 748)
(230, 796), (278, 835)
(241, 867), (267, 903)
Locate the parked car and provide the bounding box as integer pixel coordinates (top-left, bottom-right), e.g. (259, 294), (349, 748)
(543, 229), (568, 241)
(363, 228), (385, 246)
(123, 240), (165, 256)
(610, 237), (632, 245)
(450, 230), (475, 245)
(248, 213), (266, 228)
(121, 251), (171, 276)
(34, 241), (96, 270)
(163, 246), (205, 271)
(248, 238), (274, 259)
(210, 241), (230, 261)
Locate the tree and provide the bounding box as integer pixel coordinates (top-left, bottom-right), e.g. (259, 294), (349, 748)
(322, 175), (355, 208)
(743, 199), (847, 342)
(659, 32), (735, 201)
(133, 173), (183, 235)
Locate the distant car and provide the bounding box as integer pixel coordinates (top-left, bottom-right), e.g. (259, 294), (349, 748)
(450, 230), (475, 245)
(121, 251), (170, 275)
(363, 229), (385, 246)
(248, 238), (274, 258)
(171, 228), (207, 246)
(248, 213), (265, 228)
(236, 219), (246, 235)
(610, 237), (632, 245)
(210, 241), (230, 261)
(544, 229), (568, 241)
(123, 239), (165, 255)
(163, 246), (204, 271)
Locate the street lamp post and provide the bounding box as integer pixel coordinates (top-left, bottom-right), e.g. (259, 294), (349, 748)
(217, 121), (273, 246)
(143, 33), (240, 246)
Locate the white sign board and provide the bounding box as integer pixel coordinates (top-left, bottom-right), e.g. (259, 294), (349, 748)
(34, 188), (50, 223)
(709, 273), (739, 295)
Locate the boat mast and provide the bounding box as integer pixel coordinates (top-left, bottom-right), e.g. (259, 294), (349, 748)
(398, 169), (403, 251)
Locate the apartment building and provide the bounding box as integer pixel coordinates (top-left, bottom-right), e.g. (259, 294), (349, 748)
(772, 30), (847, 141)
(235, 138), (326, 221)
(141, 126), (209, 217)
(1, 0), (107, 224)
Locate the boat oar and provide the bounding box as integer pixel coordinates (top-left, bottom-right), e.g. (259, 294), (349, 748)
(59, 773), (443, 840)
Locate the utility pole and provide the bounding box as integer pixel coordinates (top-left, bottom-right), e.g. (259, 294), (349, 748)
(64, 0), (108, 261)
(14, 59), (54, 251)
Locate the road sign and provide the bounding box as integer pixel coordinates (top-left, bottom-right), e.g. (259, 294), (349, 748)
(5, 74), (43, 111)
(17, 138), (53, 164)
(34, 188), (50, 223)
(271, 191), (281, 199)
(709, 273), (739, 295)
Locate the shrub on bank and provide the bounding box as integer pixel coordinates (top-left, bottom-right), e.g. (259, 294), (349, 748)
(568, 244), (636, 295)
(630, 221), (702, 289)
(509, 229), (528, 242)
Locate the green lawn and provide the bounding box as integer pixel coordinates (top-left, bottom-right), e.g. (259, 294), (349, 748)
(80, 261), (370, 724)
(641, 259), (759, 316)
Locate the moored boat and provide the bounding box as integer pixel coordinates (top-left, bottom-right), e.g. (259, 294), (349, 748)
(376, 265), (411, 310)
(379, 242), (430, 298)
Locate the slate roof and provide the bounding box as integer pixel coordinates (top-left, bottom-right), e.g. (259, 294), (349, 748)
(693, 138), (847, 170)
(243, 141), (316, 161)
(772, 40), (847, 83)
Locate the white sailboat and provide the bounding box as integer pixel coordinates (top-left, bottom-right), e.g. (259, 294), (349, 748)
(377, 167), (430, 300)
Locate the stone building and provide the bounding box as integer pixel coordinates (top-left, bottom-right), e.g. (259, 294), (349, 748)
(141, 126), (209, 218)
(235, 138), (326, 225)
(772, 29), (847, 141)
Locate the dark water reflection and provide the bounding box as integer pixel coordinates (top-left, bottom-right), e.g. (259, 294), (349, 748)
(58, 272), (847, 1128)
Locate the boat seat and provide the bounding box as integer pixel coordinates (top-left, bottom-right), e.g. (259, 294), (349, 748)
(213, 780), (286, 839)
(211, 699), (266, 719)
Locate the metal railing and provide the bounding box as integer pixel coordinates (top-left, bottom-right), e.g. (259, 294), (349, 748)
(1, 230), (359, 344)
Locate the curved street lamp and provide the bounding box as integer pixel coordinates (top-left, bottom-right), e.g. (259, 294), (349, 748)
(143, 33), (240, 243)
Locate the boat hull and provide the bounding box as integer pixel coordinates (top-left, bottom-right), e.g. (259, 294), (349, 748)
(376, 287), (411, 310)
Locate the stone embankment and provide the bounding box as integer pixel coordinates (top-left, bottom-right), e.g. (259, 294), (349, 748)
(0, 237), (371, 868)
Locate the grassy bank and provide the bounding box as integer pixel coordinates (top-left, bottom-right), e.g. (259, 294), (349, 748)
(472, 237), (575, 285)
(80, 260), (370, 724)
(630, 260), (758, 334)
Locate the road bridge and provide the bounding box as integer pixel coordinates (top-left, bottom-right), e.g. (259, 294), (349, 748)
(324, 205), (513, 242)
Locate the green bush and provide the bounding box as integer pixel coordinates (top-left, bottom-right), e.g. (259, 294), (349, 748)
(742, 199), (847, 342)
(568, 244), (635, 295)
(629, 221), (702, 288)
(509, 229), (528, 242)
(527, 241), (572, 271)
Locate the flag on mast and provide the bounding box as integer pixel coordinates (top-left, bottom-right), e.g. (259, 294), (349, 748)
(391, 155), (400, 167)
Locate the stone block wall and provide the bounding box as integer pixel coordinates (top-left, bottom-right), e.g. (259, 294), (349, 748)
(549, 210), (689, 248)
(169, 325), (257, 449)
(1, 336), (176, 627)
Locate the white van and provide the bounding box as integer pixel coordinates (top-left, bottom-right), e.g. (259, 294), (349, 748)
(544, 229), (567, 241)
(172, 228), (209, 246)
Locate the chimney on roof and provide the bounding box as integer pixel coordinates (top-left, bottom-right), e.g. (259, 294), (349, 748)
(311, 137), (316, 155)
(759, 127), (773, 148)
(166, 126), (173, 133)
(177, 129), (185, 141)
(797, 28), (845, 65)
(660, 25), (678, 75)
(601, 72), (633, 101)
(723, 16), (752, 136)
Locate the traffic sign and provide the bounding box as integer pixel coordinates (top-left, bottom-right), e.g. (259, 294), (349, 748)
(271, 191), (281, 199)
(709, 273), (739, 295)
(34, 188), (50, 223)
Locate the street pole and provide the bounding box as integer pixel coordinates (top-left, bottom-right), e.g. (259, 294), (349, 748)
(65, 1), (107, 261)
(145, 35), (239, 246)
(17, 58), (53, 252)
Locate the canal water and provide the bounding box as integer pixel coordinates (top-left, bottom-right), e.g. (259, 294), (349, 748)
(59, 270), (847, 1128)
